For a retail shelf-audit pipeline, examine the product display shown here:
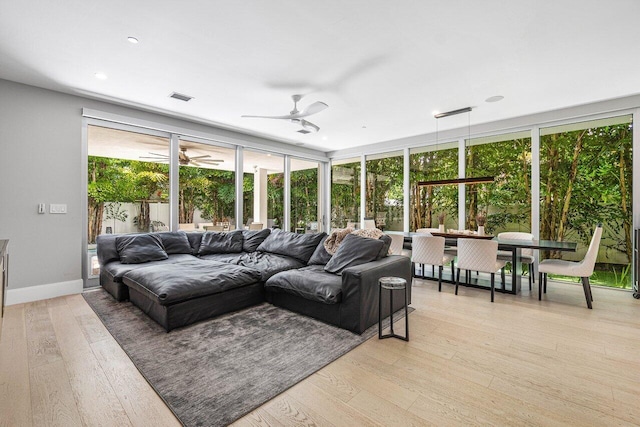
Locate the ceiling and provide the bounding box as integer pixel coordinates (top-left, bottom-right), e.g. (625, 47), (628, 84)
(1, 1), (639, 152)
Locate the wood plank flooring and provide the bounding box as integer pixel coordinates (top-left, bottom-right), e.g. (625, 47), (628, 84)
(1, 279), (640, 426)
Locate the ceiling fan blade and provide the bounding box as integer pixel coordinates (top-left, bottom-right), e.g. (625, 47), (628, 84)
(198, 159), (224, 163)
(293, 101), (328, 118)
(148, 152), (170, 157)
(241, 114), (297, 120)
(188, 155), (211, 159)
(300, 119), (320, 133)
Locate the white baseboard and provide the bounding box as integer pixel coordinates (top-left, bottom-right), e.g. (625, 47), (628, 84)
(6, 279), (83, 305)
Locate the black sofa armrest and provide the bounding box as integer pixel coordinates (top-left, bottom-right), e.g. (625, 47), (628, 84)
(339, 255), (412, 334)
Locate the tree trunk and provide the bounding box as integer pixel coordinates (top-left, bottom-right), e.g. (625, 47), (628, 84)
(136, 201), (150, 232)
(619, 148), (632, 263)
(88, 199), (104, 244)
(425, 186), (433, 228)
(557, 130), (586, 242)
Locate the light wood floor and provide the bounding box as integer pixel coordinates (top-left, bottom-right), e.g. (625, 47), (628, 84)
(2, 279), (640, 426)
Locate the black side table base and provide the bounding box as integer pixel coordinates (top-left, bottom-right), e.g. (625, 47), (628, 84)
(379, 333), (409, 341)
(378, 276), (409, 342)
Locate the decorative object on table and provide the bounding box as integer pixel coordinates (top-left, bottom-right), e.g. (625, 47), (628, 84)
(437, 212), (446, 232)
(476, 212), (487, 235)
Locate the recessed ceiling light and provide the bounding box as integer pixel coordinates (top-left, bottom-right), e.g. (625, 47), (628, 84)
(127, 36), (139, 44)
(322, 136), (328, 141)
(485, 95), (504, 103)
(362, 125), (367, 129)
(94, 72), (107, 80)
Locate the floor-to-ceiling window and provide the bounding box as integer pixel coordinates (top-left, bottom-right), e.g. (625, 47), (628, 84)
(243, 150), (284, 229)
(465, 132), (532, 234)
(409, 142), (458, 231)
(177, 140), (236, 230)
(290, 158), (320, 233)
(365, 151), (404, 231)
(86, 125), (171, 285)
(540, 115), (633, 289)
(331, 157), (361, 229)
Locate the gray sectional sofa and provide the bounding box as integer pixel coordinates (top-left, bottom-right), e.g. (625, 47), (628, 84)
(97, 228), (411, 333)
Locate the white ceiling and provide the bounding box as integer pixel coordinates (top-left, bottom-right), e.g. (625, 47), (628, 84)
(1, 0), (639, 152)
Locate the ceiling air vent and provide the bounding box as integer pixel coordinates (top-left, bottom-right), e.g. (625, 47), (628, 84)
(169, 92), (193, 102)
(297, 129), (311, 134)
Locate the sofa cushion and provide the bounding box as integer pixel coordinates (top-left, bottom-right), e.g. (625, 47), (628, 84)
(185, 232), (203, 254)
(265, 265), (343, 304)
(97, 233), (120, 265)
(308, 239), (332, 265)
(324, 234), (385, 274)
(122, 260), (262, 306)
(102, 254), (196, 283)
(242, 229), (271, 252)
(198, 230), (244, 255)
(237, 251), (305, 281)
(256, 229), (325, 263)
(199, 252), (246, 264)
(116, 234), (168, 264)
(155, 231), (193, 255)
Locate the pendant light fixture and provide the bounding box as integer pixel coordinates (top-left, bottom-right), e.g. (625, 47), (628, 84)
(417, 106), (494, 188)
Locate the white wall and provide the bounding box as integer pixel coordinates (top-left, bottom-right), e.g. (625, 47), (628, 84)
(0, 79), (326, 300)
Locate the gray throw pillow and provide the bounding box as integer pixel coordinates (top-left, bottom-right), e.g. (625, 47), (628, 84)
(242, 228), (271, 252)
(308, 238), (332, 265)
(377, 234), (392, 259)
(256, 229), (325, 263)
(324, 234), (384, 274)
(198, 230), (244, 255)
(116, 234), (168, 264)
(155, 231), (193, 254)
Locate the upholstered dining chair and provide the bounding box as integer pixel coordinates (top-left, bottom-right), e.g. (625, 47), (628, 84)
(412, 235), (455, 292)
(415, 227), (457, 260)
(249, 222), (264, 230)
(538, 224), (602, 309)
(497, 232), (535, 290)
(204, 225), (224, 231)
(363, 219), (377, 229)
(455, 239), (507, 302)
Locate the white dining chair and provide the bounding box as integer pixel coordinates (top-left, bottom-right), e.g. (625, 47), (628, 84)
(538, 224), (602, 309)
(388, 234), (406, 256)
(455, 239), (507, 302)
(363, 219), (377, 229)
(497, 232), (535, 290)
(412, 235), (455, 292)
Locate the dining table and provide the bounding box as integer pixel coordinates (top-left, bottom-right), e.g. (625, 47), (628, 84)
(403, 232), (578, 294)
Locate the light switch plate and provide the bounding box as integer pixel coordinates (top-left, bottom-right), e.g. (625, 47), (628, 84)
(50, 203), (67, 214)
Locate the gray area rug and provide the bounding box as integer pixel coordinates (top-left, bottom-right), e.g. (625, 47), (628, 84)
(83, 289), (410, 427)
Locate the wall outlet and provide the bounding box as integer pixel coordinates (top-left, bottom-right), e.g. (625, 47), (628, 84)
(50, 204), (67, 214)
(38, 203), (46, 214)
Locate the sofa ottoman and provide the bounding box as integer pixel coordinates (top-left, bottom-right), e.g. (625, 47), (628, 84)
(122, 260), (263, 331)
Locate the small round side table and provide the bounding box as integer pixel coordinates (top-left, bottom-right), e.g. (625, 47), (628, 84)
(378, 276), (409, 341)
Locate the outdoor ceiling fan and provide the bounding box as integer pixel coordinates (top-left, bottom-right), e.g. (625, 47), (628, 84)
(242, 94), (328, 134)
(140, 147), (224, 166)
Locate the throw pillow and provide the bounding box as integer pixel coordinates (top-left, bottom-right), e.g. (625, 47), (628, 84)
(256, 229), (325, 263)
(116, 234), (168, 264)
(324, 234), (385, 274)
(155, 231), (193, 255)
(242, 228), (271, 252)
(377, 234), (392, 259)
(308, 239), (333, 265)
(198, 230), (244, 255)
